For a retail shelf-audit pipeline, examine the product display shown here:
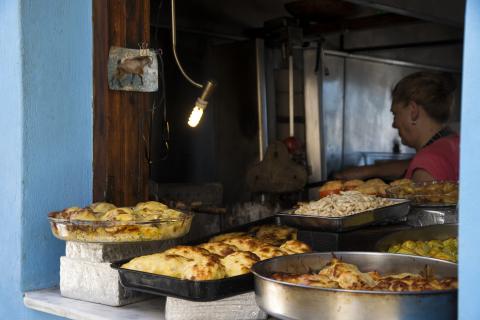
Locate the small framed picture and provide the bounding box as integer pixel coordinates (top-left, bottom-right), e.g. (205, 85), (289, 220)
(108, 46), (158, 92)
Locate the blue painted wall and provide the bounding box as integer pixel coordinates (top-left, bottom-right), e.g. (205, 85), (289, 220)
(459, 0), (480, 319)
(0, 0), (25, 317)
(0, 0), (92, 318)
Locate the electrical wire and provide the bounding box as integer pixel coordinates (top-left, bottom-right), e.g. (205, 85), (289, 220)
(171, 0), (203, 89)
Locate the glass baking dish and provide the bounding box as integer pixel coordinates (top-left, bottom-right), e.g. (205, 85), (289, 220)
(48, 210), (193, 243)
(385, 181), (458, 206)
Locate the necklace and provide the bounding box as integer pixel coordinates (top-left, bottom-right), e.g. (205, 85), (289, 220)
(423, 127), (455, 148)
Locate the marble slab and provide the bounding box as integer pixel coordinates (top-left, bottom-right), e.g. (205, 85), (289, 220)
(24, 288), (166, 320)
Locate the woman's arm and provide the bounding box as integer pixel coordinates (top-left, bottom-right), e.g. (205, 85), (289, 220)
(333, 159), (410, 180)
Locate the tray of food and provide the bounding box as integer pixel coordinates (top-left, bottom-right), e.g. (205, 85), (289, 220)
(375, 224), (458, 262)
(276, 191), (410, 232)
(48, 201), (193, 243)
(111, 222), (312, 301)
(318, 178), (390, 198)
(385, 180), (458, 207)
(252, 252), (457, 320)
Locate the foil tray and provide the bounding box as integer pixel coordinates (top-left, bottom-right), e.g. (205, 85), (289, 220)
(276, 199), (410, 232)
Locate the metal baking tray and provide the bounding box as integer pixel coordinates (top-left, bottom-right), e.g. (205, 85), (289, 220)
(375, 224), (458, 252)
(110, 216), (285, 301)
(276, 199), (410, 232)
(111, 260), (253, 301)
(252, 252), (457, 320)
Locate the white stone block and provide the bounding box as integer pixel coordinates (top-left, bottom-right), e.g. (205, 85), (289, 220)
(165, 292), (267, 320)
(65, 240), (178, 263)
(60, 256), (150, 307)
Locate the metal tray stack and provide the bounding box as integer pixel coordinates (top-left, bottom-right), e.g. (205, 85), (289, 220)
(276, 199), (410, 232)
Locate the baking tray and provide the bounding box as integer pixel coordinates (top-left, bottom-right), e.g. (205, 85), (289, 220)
(252, 252), (457, 320)
(111, 259), (253, 301)
(111, 216), (284, 301)
(48, 210), (193, 243)
(375, 224), (458, 252)
(276, 199), (410, 232)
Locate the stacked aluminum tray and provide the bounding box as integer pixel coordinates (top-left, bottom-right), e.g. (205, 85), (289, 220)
(276, 199), (410, 232)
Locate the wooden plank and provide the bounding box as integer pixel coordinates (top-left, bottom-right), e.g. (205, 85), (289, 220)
(93, 0), (152, 206)
(92, 0), (110, 202)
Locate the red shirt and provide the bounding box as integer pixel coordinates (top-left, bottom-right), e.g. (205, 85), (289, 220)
(405, 135), (460, 181)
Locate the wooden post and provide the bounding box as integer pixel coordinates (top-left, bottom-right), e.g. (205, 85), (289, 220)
(93, 0), (151, 206)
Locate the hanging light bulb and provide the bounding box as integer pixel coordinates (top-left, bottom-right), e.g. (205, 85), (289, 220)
(170, 0), (216, 128)
(188, 104), (204, 127)
(187, 81), (215, 127)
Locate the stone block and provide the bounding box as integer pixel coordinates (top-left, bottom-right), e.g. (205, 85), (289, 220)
(65, 240), (178, 263)
(164, 292), (267, 320)
(60, 256), (150, 307)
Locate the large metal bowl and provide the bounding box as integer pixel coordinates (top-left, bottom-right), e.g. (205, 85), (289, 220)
(375, 224), (458, 252)
(252, 252), (457, 320)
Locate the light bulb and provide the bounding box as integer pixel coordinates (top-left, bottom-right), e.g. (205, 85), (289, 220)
(188, 106), (204, 127)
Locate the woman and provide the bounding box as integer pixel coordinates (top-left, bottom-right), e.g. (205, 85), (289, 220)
(335, 72), (459, 182)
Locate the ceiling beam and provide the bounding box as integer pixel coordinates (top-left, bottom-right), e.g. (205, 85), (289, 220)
(342, 0), (465, 27)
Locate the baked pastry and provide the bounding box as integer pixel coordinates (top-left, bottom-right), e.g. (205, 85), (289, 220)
(122, 252), (191, 278)
(209, 232), (247, 243)
(252, 245), (286, 261)
(390, 178), (413, 187)
(249, 225), (297, 246)
(162, 246), (227, 280)
(197, 242), (238, 257)
(163, 246), (214, 261)
(99, 207), (135, 221)
(134, 201), (168, 213)
(364, 178), (387, 186)
(70, 208), (97, 221)
(89, 202), (117, 213)
(221, 236), (264, 252)
(280, 240), (312, 254)
(220, 251), (260, 277)
(343, 179), (364, 191)
(319, 180), (343, 198)
(182, 258), (227, 280)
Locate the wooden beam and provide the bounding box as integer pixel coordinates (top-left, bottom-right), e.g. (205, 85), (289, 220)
(93, 0), (152, 206)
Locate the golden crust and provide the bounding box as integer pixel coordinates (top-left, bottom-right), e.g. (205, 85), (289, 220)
(364, 178), (387, 186)
(220, 251), (260, 277)
(122, 253), (191, 278)
(343, 179), (364, 190)
(134, 201), (168, 213)
(209, 232), (247, 243)
(249, 225), (297, 246)
(273, 258), (457, 292)
(69, 208), (97, 221)
(163, 246), (215, 261)
(280, 240), (312, 255)
(159, 246), (227, 280)
(389, 178), (413, 187)
(197, 242), (238, 257)
(320, 180), (343, 191)
(182, 259), (227, 280)
(99, 207), (135, 221)
(252, 245), (286, 261)
(221, 236), (264, 252)
(89, 202), (117, 213)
